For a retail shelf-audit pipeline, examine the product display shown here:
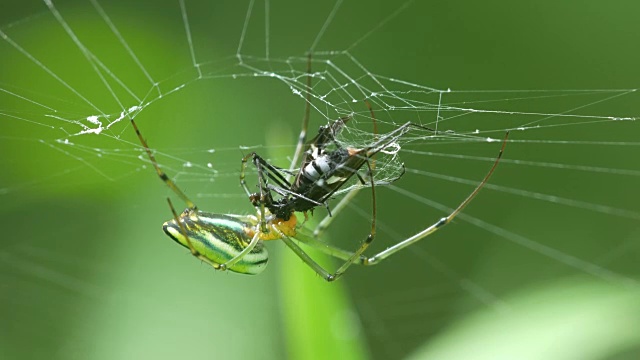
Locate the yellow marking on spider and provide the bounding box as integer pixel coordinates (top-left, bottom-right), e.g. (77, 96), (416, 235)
(246, 214), (298, 240)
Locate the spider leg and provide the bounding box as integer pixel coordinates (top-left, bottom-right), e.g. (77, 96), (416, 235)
(219, 232), (261, 271)
(365, 131), (509, 265)
(300, 131), (509, 270)
(278, 229), (336, 281)
(276, 223), (358, 282)
(129, 117), (197, 210)
(330, 158), (376, 277)
(287, 52), (313, 175)
(167, 197), (225, 270)
(277, 223), (370, 282)
(274, 158), (377, 282)
(293, 229), (366, 263)
(167, 197), (199, 257)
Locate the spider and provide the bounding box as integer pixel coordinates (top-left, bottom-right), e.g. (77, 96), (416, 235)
(129, 58), (509, 281)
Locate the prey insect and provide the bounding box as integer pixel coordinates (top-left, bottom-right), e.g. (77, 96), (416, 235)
(240, 115), (422, 224)
(131, 56), (509, 281)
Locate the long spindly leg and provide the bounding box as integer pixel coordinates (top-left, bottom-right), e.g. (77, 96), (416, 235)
(277, 223), (369, 282)
(167, 197), (208, 264)
(129, 115), (201, 258)
(287, 53), (313, 175)
(129, 117), (197, 210)
(331, 158), (376, 277)
(240, 152), (269, 232)
(292, 230), (363, 262)
(275, 158), (377, 282)
(278, 229), (336, 281)
(297, 131), (509, 270)
(220, 232), (261, 271)
(365, 131), (510, 265)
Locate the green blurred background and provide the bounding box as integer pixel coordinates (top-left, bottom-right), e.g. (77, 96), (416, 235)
(1, 0), (639, 359)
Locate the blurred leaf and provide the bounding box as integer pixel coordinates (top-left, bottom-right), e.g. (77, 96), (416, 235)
(408, 278), (640, 360)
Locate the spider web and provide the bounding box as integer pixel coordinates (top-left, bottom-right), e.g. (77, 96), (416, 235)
(1, 0), (640, 359)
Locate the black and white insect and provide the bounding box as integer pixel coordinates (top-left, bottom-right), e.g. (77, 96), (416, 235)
(240, 115), (421, 222)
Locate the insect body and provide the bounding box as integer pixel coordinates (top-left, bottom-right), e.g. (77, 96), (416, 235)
(243, 116), (419, 223)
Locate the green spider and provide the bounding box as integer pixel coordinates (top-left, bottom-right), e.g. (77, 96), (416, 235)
(130, 109), (507, 282)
